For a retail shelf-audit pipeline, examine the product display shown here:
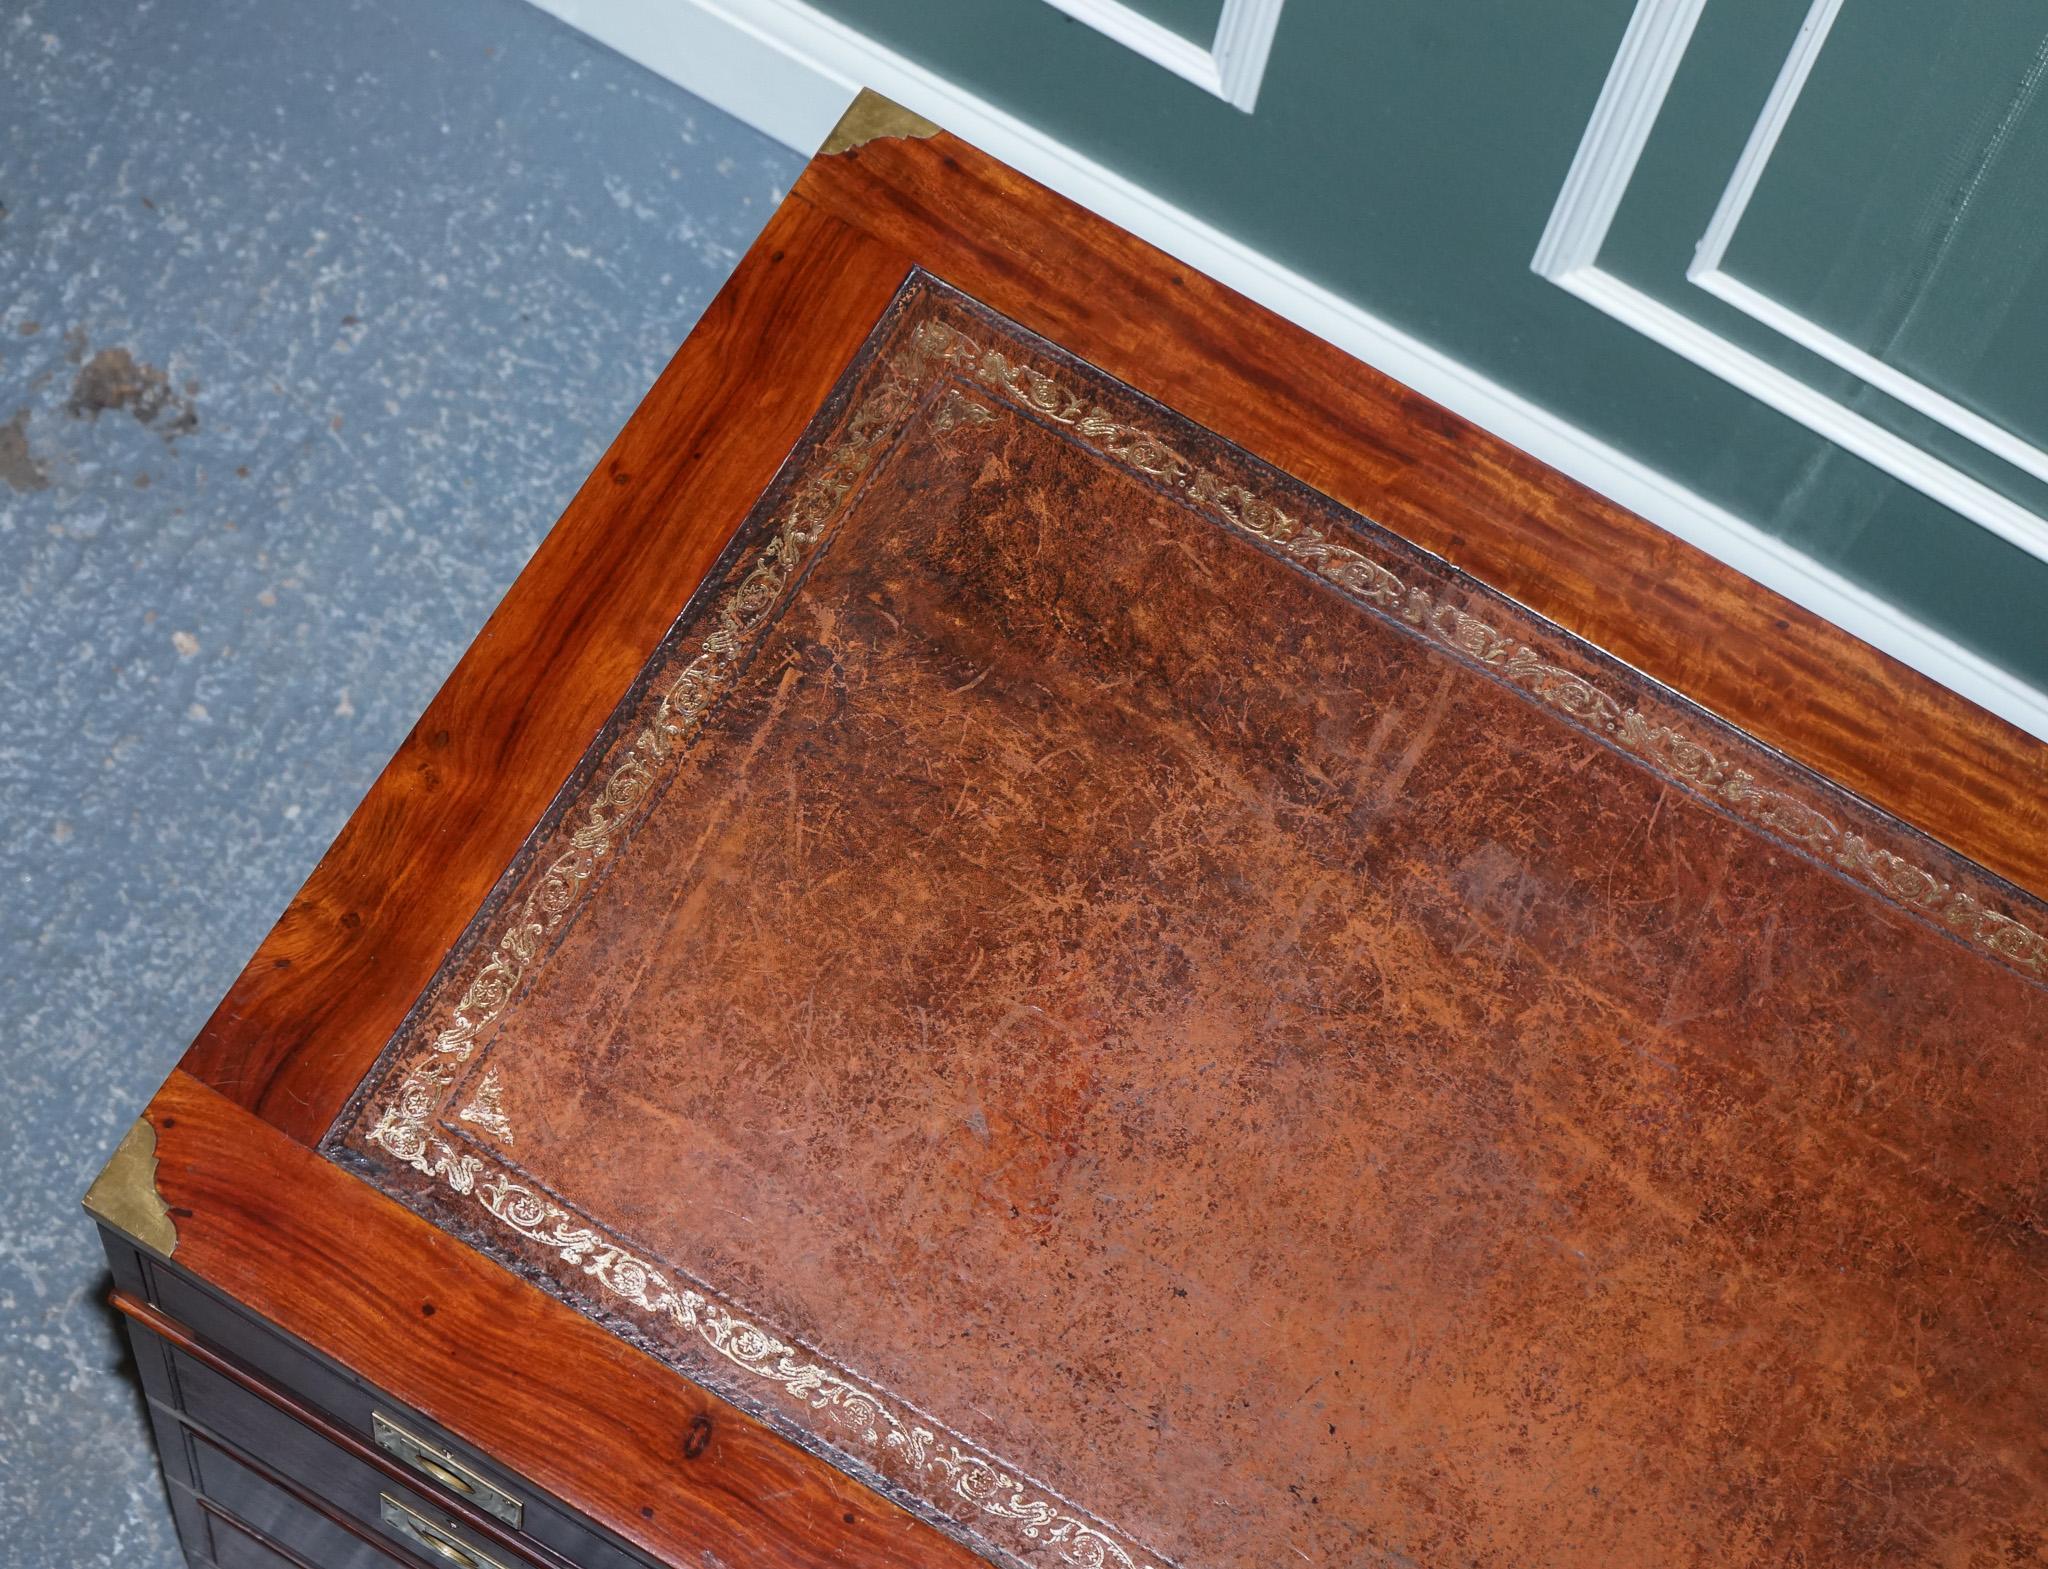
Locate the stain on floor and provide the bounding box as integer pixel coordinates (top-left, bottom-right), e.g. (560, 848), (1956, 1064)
(0, 0), (800, 1563)
(66, 346), (198, 435)
(0, 408), (49, 491)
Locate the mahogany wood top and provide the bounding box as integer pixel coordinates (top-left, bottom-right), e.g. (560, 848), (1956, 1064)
(135, 98), (2048, 1569)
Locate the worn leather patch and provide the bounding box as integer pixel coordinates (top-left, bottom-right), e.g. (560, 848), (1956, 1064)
(331, 276), (2048, 1569)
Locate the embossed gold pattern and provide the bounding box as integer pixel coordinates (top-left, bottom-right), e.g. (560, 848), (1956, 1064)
(929, 385), (997, 435)
(351, 288), (2048, 1569)
(475, 1174), (1157, 1569)
(457, 1067), (514, 1146)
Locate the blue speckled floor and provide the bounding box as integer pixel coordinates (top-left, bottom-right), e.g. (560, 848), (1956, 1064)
(0, 1), (800, 1561)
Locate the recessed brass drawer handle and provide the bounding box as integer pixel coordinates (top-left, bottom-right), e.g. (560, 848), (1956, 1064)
(373, 1412), (524, 1527)
(417, 1454), (478, 1495)
(380, 1494), (511, 1569)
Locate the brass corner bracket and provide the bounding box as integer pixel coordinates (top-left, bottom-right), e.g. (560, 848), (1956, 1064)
(83, 1118), (178, 1257)
(819, 88), (941, 157)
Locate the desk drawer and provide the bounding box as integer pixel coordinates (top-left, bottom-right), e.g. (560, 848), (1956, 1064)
(166, 1350), (529, 1567)
(201, 1504), (314, 1569)
(175, 1439), (405, 1569)
(115, 1281), (650, 1569)
(146, 1258), (545, 1540)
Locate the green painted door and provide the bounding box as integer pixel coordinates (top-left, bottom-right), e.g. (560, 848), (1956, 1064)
(797, 0), (2048, 707)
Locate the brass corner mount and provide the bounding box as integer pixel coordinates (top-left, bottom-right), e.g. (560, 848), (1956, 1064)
(83, 1117), (178, 1257)
(819, 88), (942, 157)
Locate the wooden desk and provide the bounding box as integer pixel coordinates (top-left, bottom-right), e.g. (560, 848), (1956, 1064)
(89, 92), (2048, 1569)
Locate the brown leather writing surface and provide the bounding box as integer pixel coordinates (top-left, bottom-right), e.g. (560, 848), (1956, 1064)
(328, 276), (2048, 1568)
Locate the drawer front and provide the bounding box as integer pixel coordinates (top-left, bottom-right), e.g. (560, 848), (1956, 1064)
(200, 1501), (321, 1569)
(182, 1421), (558, 1569)
(176, 1445), (404, 1569)
(126, 1252), (655, 1569)
(168, 1344), (518, 1566)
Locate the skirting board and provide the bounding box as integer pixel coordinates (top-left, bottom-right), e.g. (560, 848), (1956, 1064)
(526, 0), (2048, 744)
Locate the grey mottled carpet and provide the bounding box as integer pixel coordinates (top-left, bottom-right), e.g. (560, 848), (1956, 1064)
(0, 2), (798, 1561)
